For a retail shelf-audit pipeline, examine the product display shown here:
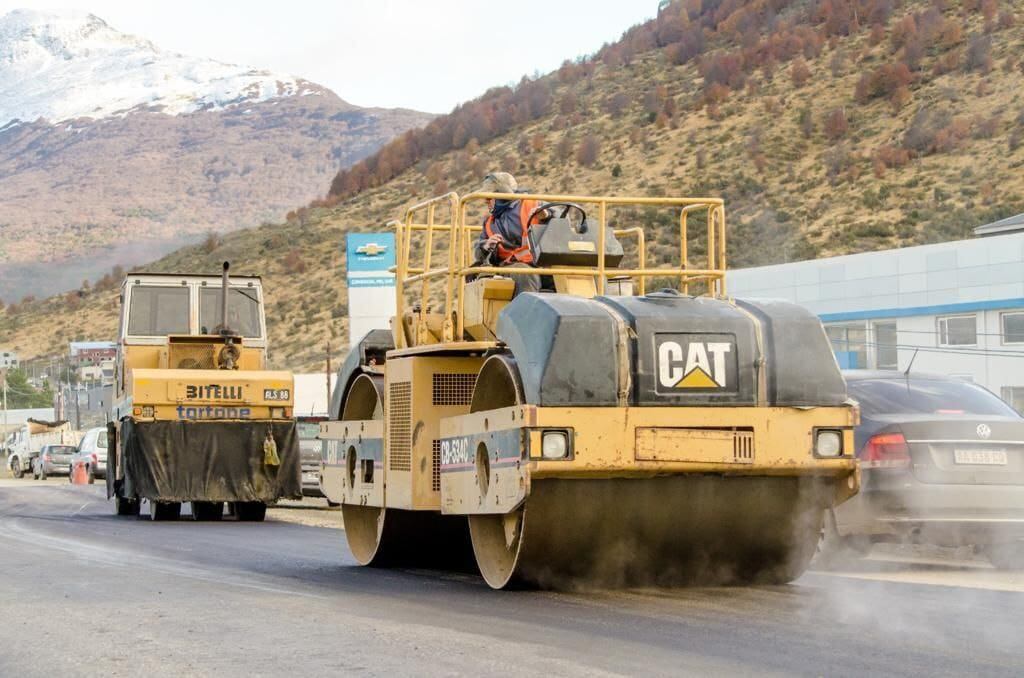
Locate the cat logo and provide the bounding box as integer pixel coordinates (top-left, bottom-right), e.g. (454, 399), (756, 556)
(356, 243), (388, 257)
(657, 340), (732, 389)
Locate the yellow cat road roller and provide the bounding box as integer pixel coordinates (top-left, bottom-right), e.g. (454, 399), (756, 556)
(321, 193), (860, 589)
(108, 263), (301, 522)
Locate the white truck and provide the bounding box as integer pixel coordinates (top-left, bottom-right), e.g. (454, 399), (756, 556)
(6, 420), (82, 478)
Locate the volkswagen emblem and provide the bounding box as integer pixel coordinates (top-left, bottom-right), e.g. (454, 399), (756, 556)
(976, 423), (992, 440)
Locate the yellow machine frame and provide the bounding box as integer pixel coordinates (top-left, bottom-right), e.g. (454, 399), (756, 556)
(324, 191), (860, 588)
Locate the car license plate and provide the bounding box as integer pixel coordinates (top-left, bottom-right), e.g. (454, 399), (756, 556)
(954, 449), (1008, 465)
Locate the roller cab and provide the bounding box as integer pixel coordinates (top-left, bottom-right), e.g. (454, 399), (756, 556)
(323, 192), (860, 587)
(108, 267), (301, 521)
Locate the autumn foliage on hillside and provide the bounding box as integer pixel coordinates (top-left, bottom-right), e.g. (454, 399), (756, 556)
(325, 0), (985, 203)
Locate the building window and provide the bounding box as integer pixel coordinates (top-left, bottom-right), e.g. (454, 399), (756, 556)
(1002, 387), (1024, 416)
(873, 321), (898, 370)
(937, 314), (977, 347)
(825, 323), (868, 369)
(1002, 312), (1024, 345)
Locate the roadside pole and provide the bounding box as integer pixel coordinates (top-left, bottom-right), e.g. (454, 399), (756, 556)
(325, 341), (332, 413)
(2, 368), (8, 456)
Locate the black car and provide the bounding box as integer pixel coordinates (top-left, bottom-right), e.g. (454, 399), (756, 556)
(825, 370), (1024, 569)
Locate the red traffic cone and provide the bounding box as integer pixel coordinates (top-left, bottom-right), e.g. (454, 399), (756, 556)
(71, 460), (89, 485)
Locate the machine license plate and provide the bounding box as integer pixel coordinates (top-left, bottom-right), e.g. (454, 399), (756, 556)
(954, 449), (1007, 465)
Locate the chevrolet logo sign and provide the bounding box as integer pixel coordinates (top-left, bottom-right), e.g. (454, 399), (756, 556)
(356, 243), (388, 257)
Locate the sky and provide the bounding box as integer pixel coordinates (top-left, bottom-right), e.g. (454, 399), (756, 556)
(1, 1), (660, 113)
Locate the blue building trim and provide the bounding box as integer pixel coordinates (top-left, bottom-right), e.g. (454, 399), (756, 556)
(818, 298), (1024, 323)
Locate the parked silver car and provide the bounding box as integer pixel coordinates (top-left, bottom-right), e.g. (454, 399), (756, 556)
(825, 371), (1024, 569)
(71, 427), (108, 483)
(32, 444), (77, 479)
(296, 418), (332, 502)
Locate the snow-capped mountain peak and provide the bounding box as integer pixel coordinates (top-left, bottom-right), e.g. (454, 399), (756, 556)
(0, 8), (328, 125)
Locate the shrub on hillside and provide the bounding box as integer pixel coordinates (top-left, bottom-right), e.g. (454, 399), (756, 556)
(964, 34), (993, 73)
(283, 250), (307, 274)
(823, 108), (849, 141)
(790, 58), (811, 87)
(854, 62), (913, 103)
(576, 135), (601, 167)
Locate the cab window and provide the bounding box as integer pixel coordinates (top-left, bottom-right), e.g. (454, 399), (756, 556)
(198, 287), (262, 338)
(127, 286), (190, 336)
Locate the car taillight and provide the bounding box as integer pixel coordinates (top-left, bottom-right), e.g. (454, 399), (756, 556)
(91, 453), (98, 463)
(43, 455), (51, 462)
(861, 432), (911, 468)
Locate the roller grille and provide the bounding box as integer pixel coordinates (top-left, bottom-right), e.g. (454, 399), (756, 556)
(432, 373), (477, 406)
(388, 382), (412, 471)
(431, 439), (441, 492)
(733, 431), (754, 464)
(169, 345), (215, 369)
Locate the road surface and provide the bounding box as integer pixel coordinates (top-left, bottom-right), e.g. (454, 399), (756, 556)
(1, 480), (1022, 677)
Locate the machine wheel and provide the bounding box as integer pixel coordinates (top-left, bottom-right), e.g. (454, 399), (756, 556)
(149, 501), (181, 521)
(32, 464), (39, 480)
(87, 465), (96, 484)
(234, 502), (267, 522)
(192, 502), (224, 521)
(39, 467), (47, 481)
(467, 354), (829, 589)
(115, 494), (140, 517)
(338, 372), (472, 569)
(11, 459), (23, 479)
(985, 542), (1024, 570)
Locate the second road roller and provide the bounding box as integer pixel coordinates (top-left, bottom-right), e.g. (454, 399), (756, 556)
(321, 190), (860, 588)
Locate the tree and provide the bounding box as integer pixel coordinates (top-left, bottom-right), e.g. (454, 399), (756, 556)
(283, 250), (307, 274)
(823, 108), (849, 141)
(1, 369), (53, 409)
(605, 92), (631, 118)
(576, 135), (601, 167)
(790, 58), (812, 87)
(798, 106), (815, 138)
(964, 34), (993, 74)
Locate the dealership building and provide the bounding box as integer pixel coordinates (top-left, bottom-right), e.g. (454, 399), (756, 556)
(727, 215), (1024, 414)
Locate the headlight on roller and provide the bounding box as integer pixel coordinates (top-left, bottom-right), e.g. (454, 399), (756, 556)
(141, 406), (155, 418)
(541, 431), (570, 460)
(815, 429), (843, 457)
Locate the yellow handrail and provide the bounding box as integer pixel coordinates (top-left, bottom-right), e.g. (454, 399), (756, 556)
(390, 191), (727, 345)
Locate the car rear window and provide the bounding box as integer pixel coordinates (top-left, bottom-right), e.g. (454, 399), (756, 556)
(849, 378), (1020, 417)
(50, 446), (77, 454)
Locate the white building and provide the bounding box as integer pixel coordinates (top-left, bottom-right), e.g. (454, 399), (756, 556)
(727, 221), (1024, 414)
(0, 350), (18, 369)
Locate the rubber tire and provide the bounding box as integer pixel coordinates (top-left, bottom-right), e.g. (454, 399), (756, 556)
(985, 543), (1024, 570)
(87, 466), (96, 485)
(234, 502), (267, 522)
(150, 501), (181, 522)
(32, 465), (39, 480)
(12, 461), (23, 479)
(192, 502), (224, 521)
(115, 494), (140, 517)
(39, 467), (47, 481)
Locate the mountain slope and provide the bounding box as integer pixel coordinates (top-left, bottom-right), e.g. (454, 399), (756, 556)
(3, 0), (1023, 371)
(0, 9), (432, 301)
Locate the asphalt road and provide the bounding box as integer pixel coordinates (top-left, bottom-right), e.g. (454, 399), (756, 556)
(1, 481), (1023, 677)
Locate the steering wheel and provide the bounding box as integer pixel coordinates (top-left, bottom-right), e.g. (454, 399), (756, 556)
(526, 202), (589, 232)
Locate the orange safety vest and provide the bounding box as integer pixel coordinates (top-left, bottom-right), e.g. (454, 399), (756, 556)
(484, 199), (538, 264)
